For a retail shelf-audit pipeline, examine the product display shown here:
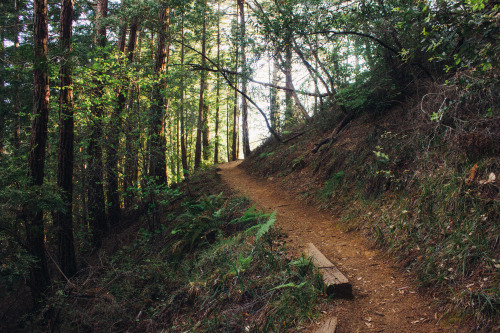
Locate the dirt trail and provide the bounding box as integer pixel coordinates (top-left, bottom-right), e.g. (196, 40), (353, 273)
(219, 160), (460, 333)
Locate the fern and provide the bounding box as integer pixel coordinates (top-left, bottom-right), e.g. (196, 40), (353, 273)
(255, 211), (276, 241)
(230, 204), (259, 224)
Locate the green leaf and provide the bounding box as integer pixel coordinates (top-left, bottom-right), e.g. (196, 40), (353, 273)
(255, 211), (276, 241)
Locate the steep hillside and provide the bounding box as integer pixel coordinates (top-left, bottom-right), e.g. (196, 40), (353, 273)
(243, 82), (500, 329)
(12, 170), (326, 332)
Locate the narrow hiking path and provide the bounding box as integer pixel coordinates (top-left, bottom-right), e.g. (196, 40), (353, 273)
(219, 160), (460, 333)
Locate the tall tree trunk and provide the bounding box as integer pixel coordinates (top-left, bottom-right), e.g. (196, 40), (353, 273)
(123, 21), (139, 207)
(214, 5), (221, 164)
(231, 2), (240, 161)
(54, 0), (77, 279)
(26, 0), (51, 300)
(148, 4), (168, 183)
(270, 58), (280, 131)
(105, 1), (128, 226)
(176, 115), (180, 180)
(284, 40), (294, 125)
(88, 0), (109, 248)
(194, 0), (207, 170)
(180, 17), (188, 177)
(202, 102), (210, 161)
(277, 52), (310, 122)
(13, 0), (21, 153)
(226, 95), (231, 162)
(238, 0), (251, 157)
(0, 16), (5, 157)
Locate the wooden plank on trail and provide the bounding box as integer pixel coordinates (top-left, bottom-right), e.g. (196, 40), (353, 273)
(305, 243), (352, 298)
(315, 316), (338, 333)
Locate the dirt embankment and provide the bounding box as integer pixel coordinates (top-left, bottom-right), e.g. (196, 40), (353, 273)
(219, 161), (466, 333)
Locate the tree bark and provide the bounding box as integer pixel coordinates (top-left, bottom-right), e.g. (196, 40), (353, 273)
(214, 5), (221, 164)
(54, 0), (77, 279)
(202, 103), (210, 161)
(105, 0), (128, 226)
(26, 0), (51, 300)
(194, 0), (207, 170)
(0, 9), (4, 157)
(270, 58), (280, 131)
(238, 0), (251, 157)
(284, 39), (294, 125)
(13, 0), (21, 153)
(123, 22), (139, 207)
(231, 2), (240, 161)
(88, 0), (109, 248)
(149, 4), (169, 183)
(180, 17), (188, 177)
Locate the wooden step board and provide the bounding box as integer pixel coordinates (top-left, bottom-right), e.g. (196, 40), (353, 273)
(305, 243), (352, 298)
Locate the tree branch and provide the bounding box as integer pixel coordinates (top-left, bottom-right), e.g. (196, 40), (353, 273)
(306, 30), (400, 55)
(187, 64), (328, 97)
(172, 38), (283, 143)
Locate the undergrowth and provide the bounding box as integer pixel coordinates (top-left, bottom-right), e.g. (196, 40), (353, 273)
(25, 191), (323, 332)
(243, 76), (499, 329)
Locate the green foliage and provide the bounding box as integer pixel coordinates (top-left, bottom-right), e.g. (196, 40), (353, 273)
(337, 73), (401, 114)
(0, 159), (65, 304)
(373, 146), (389, 163)
(259, 151), (275, 159)
(30, 193), (323, 332)
(319, 171), (345, 200)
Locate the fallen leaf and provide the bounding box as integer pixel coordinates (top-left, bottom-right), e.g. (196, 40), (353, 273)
(466, 163), (479, 185)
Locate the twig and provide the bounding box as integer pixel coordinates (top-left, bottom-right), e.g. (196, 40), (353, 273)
(46, 250), (77, 289)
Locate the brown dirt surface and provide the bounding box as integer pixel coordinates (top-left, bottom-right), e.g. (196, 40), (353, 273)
(219, 160), (466, 333)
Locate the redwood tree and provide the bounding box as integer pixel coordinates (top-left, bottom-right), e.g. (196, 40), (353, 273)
(238, 0), (250, 157)
(194, 0), (208, 170)
(54, 0), (77, 278)
(26, 0), (50, 300)
(148, 3), (169, 183)
(87, 0), (109, 247)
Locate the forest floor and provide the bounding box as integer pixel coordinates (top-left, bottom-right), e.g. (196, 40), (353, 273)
(219, 160), (466, 333)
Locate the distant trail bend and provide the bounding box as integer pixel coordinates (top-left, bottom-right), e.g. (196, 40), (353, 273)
(218, 160), (459, 333)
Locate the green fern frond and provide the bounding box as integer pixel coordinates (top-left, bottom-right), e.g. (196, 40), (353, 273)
(255, 211), (276, 241)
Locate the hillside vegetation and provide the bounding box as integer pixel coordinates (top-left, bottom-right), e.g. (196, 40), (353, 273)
(244, 78), (500, 329)
(11, 171), (325, 332)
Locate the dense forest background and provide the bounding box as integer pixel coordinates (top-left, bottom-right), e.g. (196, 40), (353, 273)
(0, 0), (498, 330)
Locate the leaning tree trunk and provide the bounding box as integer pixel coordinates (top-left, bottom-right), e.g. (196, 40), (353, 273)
(54, 0), (77, 278)
(26, 0), (51, 301)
